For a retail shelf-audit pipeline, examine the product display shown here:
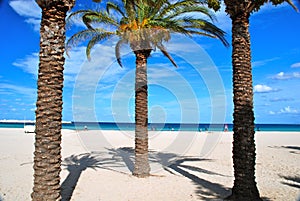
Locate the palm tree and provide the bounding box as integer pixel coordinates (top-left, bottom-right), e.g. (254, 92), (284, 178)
(66, 0), (228, 177)
(207, 0), (298, 200)
(32, 1), (75, 200)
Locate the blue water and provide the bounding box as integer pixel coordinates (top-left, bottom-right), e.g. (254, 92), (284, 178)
(1, 122), (300, 132)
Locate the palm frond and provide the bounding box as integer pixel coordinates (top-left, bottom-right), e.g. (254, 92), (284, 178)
(148, 0), (170, 16)
(106, 2), (126, 17)
(157, 44), (178, 68)
(66, 29), (98, 54)
(86, 31), (115, 60)
(66, 9), (94, 27)
(82, 11), (119, 27)
(67, 0), (228, 63)
(164, 5), (215, 22)
(149, 19), (193, 36)
(123, 0), (136, 21)
(158, 0), (206, 18)
(115, 39), (128, 67)
(180, 18), (229, 46)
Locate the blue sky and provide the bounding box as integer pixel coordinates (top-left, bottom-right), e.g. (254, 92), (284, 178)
(1, 0), (300, 124)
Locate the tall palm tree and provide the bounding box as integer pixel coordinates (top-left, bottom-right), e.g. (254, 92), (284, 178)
(32, 1), (75, 200)
(66, 0), (228, 177)
(207, 0), (298, 200)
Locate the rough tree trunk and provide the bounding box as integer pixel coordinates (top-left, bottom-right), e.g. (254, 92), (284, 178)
(133, 49), (151, 177)
(226, 10), (262, 201)
(32, 1), (74, 200)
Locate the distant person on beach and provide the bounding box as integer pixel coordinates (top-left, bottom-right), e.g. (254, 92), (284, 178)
(224, 124), (228, 132)
(84, 125), (88, 131)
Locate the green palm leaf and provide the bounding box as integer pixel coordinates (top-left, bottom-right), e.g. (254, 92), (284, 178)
(86, 31), (115, 60)
(67, 0), (229, 65)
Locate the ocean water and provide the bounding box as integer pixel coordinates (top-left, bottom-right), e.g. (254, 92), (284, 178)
(1, 122), (300, 132)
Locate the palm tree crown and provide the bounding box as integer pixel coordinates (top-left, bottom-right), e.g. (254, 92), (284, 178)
(66, 0), (229, 65)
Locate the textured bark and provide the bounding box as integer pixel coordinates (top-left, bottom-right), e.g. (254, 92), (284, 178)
(32, 1), (74, 201)
(133, 49), (151, 177)
(224, 1), (262, 200)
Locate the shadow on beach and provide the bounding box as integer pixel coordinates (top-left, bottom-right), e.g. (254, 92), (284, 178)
(268, 145), (300, 154)
(279, 175), (300, 189)
(281, 146), (300, 154)
(60, 152), (122, 201)
(164, 158), (231, 200)
(61, 147), (234, 200)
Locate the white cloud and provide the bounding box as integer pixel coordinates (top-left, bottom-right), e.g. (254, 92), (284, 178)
(252, 57), (279, 67)
(272, 71), (300, 80)
(11, 46), (94, 86)
(9, 0), (41, 18)
(269, 111), (276, 115)
(254, 84), (273, 93)
(293, 72), (300, 78)
(13, 52), (39, 77)
(291, 62), (300, 68)
(25, 18), (40, 31)
(273, 72), (289, 79)
(9, 0), (41, 31)
(0, 83), (36, 97)
(279, 106), (299, 114)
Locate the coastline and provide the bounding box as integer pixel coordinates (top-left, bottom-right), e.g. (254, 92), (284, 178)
(0, 128), (299, 200)
(2, 122), (300, 132)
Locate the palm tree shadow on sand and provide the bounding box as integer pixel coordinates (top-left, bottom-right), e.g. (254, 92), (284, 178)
(110, 147), (234, 200)
(61, 147), (273, 200)
(279, 175), (300, 189)
(61, 152), (124, 201)
(66, 147), (230, 200)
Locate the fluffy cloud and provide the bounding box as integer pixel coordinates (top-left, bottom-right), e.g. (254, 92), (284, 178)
(9, 0), (41, 31)
(254, 84), (273, 93)
(9, 0), (40, 18)
(269, 106), (299, 115)
(291, 62), (300, 68)
(274, 72), (289, 80)
(273, 71), (300, 80)
(12, 52), (39, 77)
(293, 72), (300, 78)
(279, 106), (299, 114)
(269, 111), (276, 115)
(0, 83), (36, 97)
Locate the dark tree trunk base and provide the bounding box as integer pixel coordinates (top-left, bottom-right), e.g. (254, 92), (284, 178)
(225, 193), (263, 201)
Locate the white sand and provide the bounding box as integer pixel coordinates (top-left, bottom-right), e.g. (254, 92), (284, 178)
(0, 128), (299, 201)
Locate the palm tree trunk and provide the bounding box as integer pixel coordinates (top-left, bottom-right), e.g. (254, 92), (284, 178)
(133, 49), (151, 177)
(32, 1), (74, 200)
(227, 12), (262, 201)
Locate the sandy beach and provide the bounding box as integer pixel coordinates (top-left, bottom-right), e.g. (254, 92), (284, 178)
(0, 128), (299, 201)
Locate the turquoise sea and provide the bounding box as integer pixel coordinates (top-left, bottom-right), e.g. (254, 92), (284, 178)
(1, 122), (300, 132)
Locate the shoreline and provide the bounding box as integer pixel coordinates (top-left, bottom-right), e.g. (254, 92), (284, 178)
(2, 122), (300, 132)
(0, 128), (299, 200)
(2, 127), (300, 133)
